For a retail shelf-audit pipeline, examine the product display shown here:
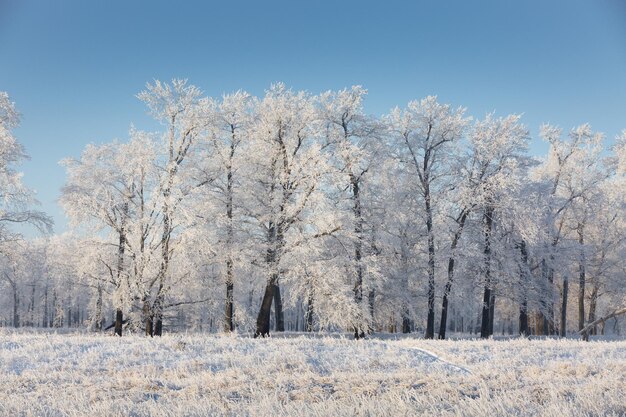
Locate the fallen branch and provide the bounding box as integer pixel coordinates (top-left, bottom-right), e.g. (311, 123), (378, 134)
(579, 306), (626, 341)
(103, 319), (129, 331)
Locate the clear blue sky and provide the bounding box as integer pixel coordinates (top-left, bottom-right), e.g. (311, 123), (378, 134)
(0, 0), (624, 235)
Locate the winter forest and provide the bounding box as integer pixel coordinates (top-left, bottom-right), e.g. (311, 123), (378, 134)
(2, 80), (625, 341)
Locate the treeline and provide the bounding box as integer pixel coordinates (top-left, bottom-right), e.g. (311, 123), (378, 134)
(1, 82), (625, 339)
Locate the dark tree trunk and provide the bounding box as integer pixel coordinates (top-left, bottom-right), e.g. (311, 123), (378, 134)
(94, 283), (103, 331)
(143, 298), (153, 336)
(306, 292), (314, 332)
(480, 206), (494, 339)
(480, 287), (491, 338)
(351, 175), (366, 339)
(519, 300), (528, 336)
(50, 289), (56, 328)
(255, 280), (275, 337)
(153, 289), (164, 337)
(577, 224), (585, 331)
(540, 260), (548, 335)
(42, 283), (49, 328)
(12, 285), (19, 328)
(535, 310), (543, 336)
(518, 240), (529, 336)
(399, 244), (412, 334)
(224, 145), (235, 332)
(425, 186), (436, 339)
(539, 259), (556, 335)
(74, 305), (80, 328)
(560, 276), (568, 337)
(155, 317), (163, 336)
(225, 276), (234, 332)
(587, 284), (599, 336)
(28, 285), (35, 327)
(114, 308), (123, 337)
(546, 265), (555, 335)
(114, 204), (127, 337)
(402, 308), (411, 334)
(273, 282), (285, 332)
(255, 221), (280, 338)
(439, 281), (451, 339)
(67, 304), (73, 328)
(368, 288), (375, 333)
(145, 317), (154, 337)
(488, 292), (496, 336)
(438, 209), (468, 339)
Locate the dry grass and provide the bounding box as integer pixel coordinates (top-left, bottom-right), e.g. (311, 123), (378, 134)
(1, 330), (624, 416)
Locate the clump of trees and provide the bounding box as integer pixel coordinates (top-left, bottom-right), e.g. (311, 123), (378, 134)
(1, 83), (625, 340)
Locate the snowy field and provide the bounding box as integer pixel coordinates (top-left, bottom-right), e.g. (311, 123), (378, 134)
(1, 330), (625, 416)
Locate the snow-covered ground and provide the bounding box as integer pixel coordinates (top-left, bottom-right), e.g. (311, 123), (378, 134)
(1, 330), (624, 416)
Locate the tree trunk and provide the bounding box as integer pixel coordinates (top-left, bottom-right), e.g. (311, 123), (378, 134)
(577, 224), (585, 331)
(587, 284), (599, 336)
(519, 299), (528, 336)
(225, 276), (234, 332)
(42, 282), (49, 328)
(155, 164), (175, 337)
(27, 285), (35, 327)
(153, 288), (164, 337)
(539, 259), (556, 335)
(114, 308), (123, 337)
(400, 242), (412, 334)
(306, 292), (314, 332)
(273, 282), (285, 332)
(480, 206), (494, 339)
(438, 209), (468, 339)
(351, 175), (366, 339)
(560, 276), (568, 337)
(425, 185), (436, 339)
(480, 287), (491, 338)
(145, 318), (154, 337)
(154, 317), (163, 336)
(488, 292), (496, 336)
(534, 310), (543, 336)
(546, 265), (555, 335)
(368, 288), (375, 333)
(439, 279), (451, 339)
(12, 284), (19, 328)
(67, 303), (73, 328)
(95, 283), (103, 331)
(51, 289), (57, 328)
(402, 318), (411, 334)
(114, 204), (127, 337)
(518, 240), (529, 336)
(224, 150), (235, 332)
(255, 221), (280, 338)
(255, 280), (275, 337)
(74, 305), (80, 328)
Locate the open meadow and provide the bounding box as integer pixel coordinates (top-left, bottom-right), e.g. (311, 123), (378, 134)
(1, 330), (625, 416)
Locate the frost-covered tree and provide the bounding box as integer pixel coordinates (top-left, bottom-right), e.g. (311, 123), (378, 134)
(0, 92), (52, 240)
(136, 79), (211, 336)
(60, 131), (159, 335)
(388, 97), (469, 339)
(319, 86), (383, 338)
(247, 84), (336, 337)
(531, 124), (607, 335)
(192, 91), (255, 332)
(36, 80), (626, 341)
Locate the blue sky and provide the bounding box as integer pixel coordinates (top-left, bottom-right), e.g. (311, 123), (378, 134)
(0, 0), (624, 235)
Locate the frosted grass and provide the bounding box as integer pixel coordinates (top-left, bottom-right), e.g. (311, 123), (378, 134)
(1, 330), (624, 416)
